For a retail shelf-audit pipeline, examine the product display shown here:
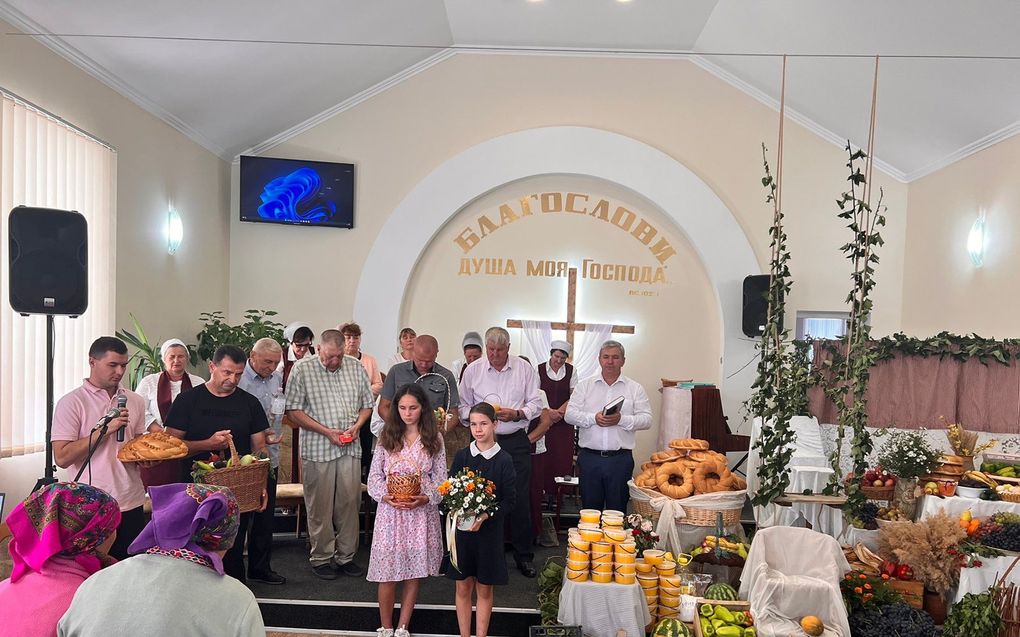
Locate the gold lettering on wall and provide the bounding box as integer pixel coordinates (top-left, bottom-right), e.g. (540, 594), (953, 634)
(452, 191), (676, 264)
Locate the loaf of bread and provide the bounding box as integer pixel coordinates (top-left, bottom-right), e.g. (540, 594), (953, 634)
(117, 430), (189, 462)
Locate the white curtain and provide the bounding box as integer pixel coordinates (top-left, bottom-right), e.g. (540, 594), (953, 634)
(0, 91), (117, 456)
(519, 320), (552, 367)
(573, 323), (613, 380)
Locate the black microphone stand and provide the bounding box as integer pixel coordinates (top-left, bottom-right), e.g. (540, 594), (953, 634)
(73, 422), (112, 483)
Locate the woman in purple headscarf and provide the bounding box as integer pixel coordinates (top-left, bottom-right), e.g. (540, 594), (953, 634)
(57, 483), (265, 637)
(0, 482), (121, 637)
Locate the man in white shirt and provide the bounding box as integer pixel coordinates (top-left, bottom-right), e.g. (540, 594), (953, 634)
(458, 327), (543, 577)
(565, 340), (652, 512)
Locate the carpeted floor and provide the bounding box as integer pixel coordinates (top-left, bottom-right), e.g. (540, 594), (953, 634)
(249, 539), (563, 610)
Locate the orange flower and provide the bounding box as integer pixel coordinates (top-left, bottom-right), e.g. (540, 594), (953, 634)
(854, 587), (863, 594)
(467, 471), (475, 478)
(466, 482), (475, 492)
(864, 583), (872, 590)
(881, 574), (890, 580)
(859, 574), (866, 579)
(485, 485), (494, 495)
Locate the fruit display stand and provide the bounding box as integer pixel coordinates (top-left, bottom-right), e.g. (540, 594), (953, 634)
(917, 494), (1020, 523)
(556, 579), (651, 637)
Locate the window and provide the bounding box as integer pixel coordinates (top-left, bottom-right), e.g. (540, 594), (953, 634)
(0, 90), (116, 456)
(795, 311), (850, 341)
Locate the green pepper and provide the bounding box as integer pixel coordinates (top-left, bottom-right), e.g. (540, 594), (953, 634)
(701, 604), (715, 617)
(713, 605), (736, 624)
(700, 617), (715, 637)
(732, 611), (746, 625)
(715, 627), (743, 637)
(712, 618), (726, 631)
(742, 628), (756, 637)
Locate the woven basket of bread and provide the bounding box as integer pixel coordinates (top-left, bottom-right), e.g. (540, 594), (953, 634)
(117, 431), (189, 462)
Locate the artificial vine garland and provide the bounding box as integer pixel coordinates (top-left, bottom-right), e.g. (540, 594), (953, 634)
(749, 144), (806, 507)
(812, 332), (1020, 367)
(819, 144), (887, 518)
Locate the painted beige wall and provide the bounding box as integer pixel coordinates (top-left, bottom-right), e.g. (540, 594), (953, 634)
(901, 132), (1020, 336)
(231, 53), (908, 338)
(405, 174), (721, 466)
(0, 19), (229, 507)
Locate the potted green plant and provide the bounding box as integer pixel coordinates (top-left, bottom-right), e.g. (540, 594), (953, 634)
(115, 313), (163, 390)
(193, 309), (285, 363)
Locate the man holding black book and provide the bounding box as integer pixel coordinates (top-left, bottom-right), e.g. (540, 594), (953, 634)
(566, 340), (652, 512)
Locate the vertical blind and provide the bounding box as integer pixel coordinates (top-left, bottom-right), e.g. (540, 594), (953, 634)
(0, 92), (117, 456)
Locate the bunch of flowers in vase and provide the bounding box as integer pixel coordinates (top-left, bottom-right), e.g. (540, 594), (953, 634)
(625, 513), (659, 556)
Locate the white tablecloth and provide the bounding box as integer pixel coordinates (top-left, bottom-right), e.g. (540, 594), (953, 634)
(558, 579), (652, 637)
(955, 556), (1020, 604)
(658, 386), (692, 451)
(918, 494), (1020, 520)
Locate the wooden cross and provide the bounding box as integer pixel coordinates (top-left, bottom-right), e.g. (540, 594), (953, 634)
(506, 267), (635, 352)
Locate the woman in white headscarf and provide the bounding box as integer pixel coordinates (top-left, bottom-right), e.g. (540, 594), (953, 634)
(134, 339), (205, 486)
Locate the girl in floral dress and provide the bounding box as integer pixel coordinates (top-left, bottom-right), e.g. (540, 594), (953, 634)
(367, 382), (447, 637)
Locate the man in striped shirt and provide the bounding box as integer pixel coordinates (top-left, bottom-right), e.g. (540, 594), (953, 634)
(285, 329), (374, 580)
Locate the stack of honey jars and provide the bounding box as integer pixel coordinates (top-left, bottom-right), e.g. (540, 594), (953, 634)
(564, 509), (637, 584)
(636, 549), (685, 624)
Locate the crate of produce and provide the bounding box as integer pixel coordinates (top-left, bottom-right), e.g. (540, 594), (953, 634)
(887, 579), (924, 609)
(693, 599), (752, 637)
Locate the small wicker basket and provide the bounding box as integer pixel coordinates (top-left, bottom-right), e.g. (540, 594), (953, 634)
(1001, 491), (1020, 503)
(198, 438), (269, 513)
(387, 455), (422, 501)
(629, 481), (742, 527)
(860, 484), (895, 501)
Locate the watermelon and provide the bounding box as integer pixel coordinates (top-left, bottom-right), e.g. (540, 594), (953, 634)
(704, 582), (739, 601)
(652, 617), (691, 637)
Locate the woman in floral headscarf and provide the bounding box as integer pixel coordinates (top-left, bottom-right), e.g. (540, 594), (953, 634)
(0, 482), (121, 637)
(57, 483), (264, 637)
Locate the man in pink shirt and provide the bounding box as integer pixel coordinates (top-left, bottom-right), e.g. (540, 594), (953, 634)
(51, 336), (158, 559)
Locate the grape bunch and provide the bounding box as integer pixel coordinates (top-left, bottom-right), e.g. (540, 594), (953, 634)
(848, 602), (936, 637)
(977, 517), (1020, 552)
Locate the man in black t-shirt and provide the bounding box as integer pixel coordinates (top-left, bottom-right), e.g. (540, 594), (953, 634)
(165, 344), (268, 582)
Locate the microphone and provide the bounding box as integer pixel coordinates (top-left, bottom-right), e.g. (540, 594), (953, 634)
(115, 394), (128, 441)
(91, 406), (120, 433)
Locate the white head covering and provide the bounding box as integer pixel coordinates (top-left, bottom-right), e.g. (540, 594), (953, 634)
(159, 339), (189, 360)
(283, 321), (311, 343)
(462, 331), (483, 350)
(550, 340), (572, 357)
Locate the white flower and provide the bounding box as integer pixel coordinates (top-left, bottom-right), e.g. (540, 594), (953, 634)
(641, 521), (653, 532)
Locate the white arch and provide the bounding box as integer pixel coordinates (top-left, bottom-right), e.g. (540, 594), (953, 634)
(355, 126), (761, 425)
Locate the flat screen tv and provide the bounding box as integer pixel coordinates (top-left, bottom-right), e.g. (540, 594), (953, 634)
(239, 155), (355, 228)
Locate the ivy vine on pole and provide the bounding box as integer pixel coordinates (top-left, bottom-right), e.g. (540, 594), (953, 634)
(820, 143), (887, 519)
(749, 143), (802, 508)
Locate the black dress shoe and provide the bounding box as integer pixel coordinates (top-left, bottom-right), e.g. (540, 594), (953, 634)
(249, 570), (287, 585)
(312, 564), (338, 580)
(518, 561), (537, 578)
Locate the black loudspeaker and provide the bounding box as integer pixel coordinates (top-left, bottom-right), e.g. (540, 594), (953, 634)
(8, 206), (88, 316)
(742, 274), (780, 337)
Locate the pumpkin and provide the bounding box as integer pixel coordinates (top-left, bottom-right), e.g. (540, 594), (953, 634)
(800, 615), (824, 636)
(704, 582), (739, 601)
(652, 617), (691, 637)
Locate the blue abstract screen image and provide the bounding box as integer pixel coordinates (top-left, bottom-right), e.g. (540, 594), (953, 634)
(239, 156), (355, 228)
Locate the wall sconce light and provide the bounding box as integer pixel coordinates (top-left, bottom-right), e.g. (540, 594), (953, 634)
(967, 212), (986, 268)
(166, 204), (183, 255)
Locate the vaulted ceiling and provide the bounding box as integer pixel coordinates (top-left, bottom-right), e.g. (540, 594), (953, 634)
(3, 0), (1018, 181)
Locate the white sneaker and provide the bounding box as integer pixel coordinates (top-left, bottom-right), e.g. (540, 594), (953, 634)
(376, 629), (394, 637)
(394, 627), (411, 637)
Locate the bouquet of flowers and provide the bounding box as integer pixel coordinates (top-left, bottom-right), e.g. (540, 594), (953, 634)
(438, 467), (497, 528)
(625, 513), (659, 555)
(439, 467), (498, 572)
(877, 429), (942, 479)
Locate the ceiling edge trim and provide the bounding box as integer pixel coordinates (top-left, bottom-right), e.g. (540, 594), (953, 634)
(903, 120), (1020, 182)
(238, 48), (457, 159)
(686, 56), (908, 183)
(0, 2), (229, 159)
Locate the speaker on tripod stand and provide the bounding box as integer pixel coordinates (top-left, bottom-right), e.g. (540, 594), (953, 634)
(8, 206), (88, 491)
